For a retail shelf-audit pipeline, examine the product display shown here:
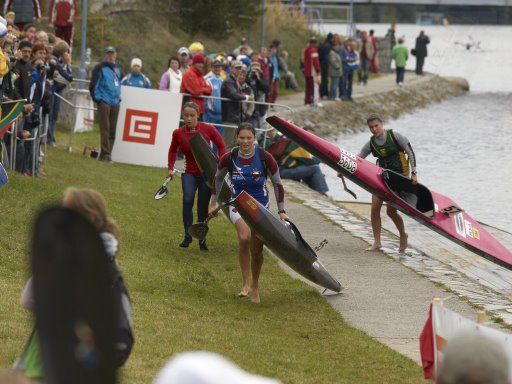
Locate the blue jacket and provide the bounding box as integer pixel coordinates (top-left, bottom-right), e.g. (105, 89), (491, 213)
(270, 55), (279, 80)
(89, 61), (121, 105)
(204, 72), (222, 116)
(121, 72), (151, 89)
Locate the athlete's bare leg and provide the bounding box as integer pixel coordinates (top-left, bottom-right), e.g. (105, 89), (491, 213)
(367, 195), (384, 251)
(249, 231), (264, 304)
(235, 219), (252, 297)
(386, 205), (408, 252)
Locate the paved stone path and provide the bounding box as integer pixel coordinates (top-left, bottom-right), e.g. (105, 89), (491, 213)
(272, 180), (511, 363)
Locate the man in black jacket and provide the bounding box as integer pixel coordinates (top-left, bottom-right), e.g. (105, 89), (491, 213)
(414, 31), (430, 75)
(317, 33), (333, 98)
(221, 60), (253, 149)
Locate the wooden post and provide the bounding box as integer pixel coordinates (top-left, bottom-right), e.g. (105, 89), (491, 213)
(477, 311), (486, 324)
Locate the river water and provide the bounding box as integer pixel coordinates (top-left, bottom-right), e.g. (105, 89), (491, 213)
(315, 24), (512, 232)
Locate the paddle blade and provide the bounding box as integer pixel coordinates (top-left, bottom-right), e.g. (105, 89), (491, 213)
(154, 186), (168, 200)
(188, 223), (209, 241)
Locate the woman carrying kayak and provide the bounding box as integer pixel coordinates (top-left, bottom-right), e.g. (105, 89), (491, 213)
(168, 102), (227, 250)
(209, 123), (288, 303)
(358, 113), (417, 253)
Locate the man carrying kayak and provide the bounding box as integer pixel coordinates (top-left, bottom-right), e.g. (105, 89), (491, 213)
(358, 114), (417, 252)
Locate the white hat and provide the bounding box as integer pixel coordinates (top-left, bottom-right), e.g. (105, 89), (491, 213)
(153, 352), (281, 384)
(131, 58), (142, 67)
(0, 23), (7, 39)
(0, 16), (6, 27)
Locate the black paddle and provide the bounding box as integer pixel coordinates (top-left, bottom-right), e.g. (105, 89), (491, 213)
(187, 201), (233, 241)
(154, 168), (183, 200)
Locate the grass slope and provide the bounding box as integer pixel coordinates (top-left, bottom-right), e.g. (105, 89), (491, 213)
(0, 128), (425, 383)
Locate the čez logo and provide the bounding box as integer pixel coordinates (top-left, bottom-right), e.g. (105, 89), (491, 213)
(122, 109), (159, 145)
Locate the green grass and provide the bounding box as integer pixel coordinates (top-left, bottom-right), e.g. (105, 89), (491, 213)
(0, 127), (425, 383)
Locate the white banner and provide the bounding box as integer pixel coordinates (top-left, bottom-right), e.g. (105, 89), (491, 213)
(432, 303), (512, 379)
(111, 87), (183, 167)
(73, 89), (95, 133)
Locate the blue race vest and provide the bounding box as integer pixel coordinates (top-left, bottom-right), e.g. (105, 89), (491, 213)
(231, 149), (268, 206)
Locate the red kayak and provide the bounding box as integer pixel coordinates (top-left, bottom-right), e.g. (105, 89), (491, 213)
(266, 115), (512, 270)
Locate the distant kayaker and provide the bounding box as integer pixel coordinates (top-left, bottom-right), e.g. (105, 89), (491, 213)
(209, 122), (288, 303)
(357, 114), (417, 253)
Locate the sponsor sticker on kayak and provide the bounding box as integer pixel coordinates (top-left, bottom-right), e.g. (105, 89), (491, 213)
(340, 148), (356, 160)
(454, 213), (466, 238)
(337, 155), (357, 174)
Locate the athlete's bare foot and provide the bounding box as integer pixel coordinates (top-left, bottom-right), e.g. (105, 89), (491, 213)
(250, 289), (260, 304)
(238, 286), (251, 298)
(366, 243), (382, 252)
(399, 233), (408, 253)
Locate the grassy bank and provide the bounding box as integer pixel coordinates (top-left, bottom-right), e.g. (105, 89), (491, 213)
(72, 2), (315, 89)
(0, 127), (425, 383)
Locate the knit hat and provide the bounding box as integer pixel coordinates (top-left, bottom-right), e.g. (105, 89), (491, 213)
(192, 55), (205, 64)
(19, 40), (32, 50)
(131, 58), (142, 67)
(188, 42), (204, 53)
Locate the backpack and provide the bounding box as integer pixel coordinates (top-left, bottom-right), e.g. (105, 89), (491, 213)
(228, 147), (267, 178)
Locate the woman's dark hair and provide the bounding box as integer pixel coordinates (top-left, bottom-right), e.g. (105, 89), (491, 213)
(168, 56), (180, 68)
(182, 102), (199, 113)
(236, 122), (256, 137)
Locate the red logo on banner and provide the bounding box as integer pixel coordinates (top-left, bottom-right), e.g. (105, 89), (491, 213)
(122, 109), (159, 145)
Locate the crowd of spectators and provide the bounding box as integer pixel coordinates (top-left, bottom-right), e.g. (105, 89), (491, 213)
(0, 7), (73, 177)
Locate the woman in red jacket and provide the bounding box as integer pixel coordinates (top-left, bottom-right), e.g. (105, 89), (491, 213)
(180, 55), (211, 116)
(168, 102), (227, 250)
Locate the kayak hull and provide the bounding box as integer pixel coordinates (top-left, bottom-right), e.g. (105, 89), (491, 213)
(266, 115), (512, 270)
(233, 191), (343, 292)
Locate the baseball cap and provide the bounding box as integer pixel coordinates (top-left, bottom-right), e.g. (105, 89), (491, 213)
(153, 351), (281, 384)
(104, 45), (116, 53)
(232, 60), (244, 68)
(212, 59), (224, 66)
(131, 58), (142, 67)
(178, 47), (190, 56)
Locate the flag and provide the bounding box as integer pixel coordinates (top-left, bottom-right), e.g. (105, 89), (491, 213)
(0, 100), (25, 139)
(419, 303), (435, 380)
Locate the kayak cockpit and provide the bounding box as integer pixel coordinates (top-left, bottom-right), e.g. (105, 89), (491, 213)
(382, 170), (435, 219)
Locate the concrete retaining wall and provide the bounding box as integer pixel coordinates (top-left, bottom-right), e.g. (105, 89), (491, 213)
(286, 75), (469, 136)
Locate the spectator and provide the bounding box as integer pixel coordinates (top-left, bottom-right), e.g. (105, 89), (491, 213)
(121, 58), (151, 88)
(5, 11), (15, 24)
(233, 37), (253, 57)
(328, 42), (342, 100)
(47, 39), (73, 147)
(341, 39), (359, 101)
(238, 68), (254, 122)
(302, 37), (321, 106)
(220, 61), (253, 149)
(22, 23), (36, 42)
(188, 41), (204, 58)
(414, 31), (430, 75)
(280, 50), (299, 91)
(180, 54), (212, 116)
(437, 331), (509, 384)
(48, 0), (77, 45)
(369, 29), (379, 73)
(204, 59), (224, 138)
(4, 0), (41, 30)
(385, 23), (397, 50)
(177, 46), (190, 72)
(245, 60), (269, 131)
(257, 47), (270, 87)
(317, 32), (333, 98)
(159, 56), (182, 93)
(33, 30), (48, 45)
(89, 46), (122, 162)
(357, 31), (374, 86)
(392, 38), (408, 86)
(267, 43), (280, 104)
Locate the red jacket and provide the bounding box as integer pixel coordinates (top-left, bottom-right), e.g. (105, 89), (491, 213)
(49, 0), (77, 26)
(168, 122), (226, 176)
(180, 66), (212, 115)
(303, 43), (320, 77)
